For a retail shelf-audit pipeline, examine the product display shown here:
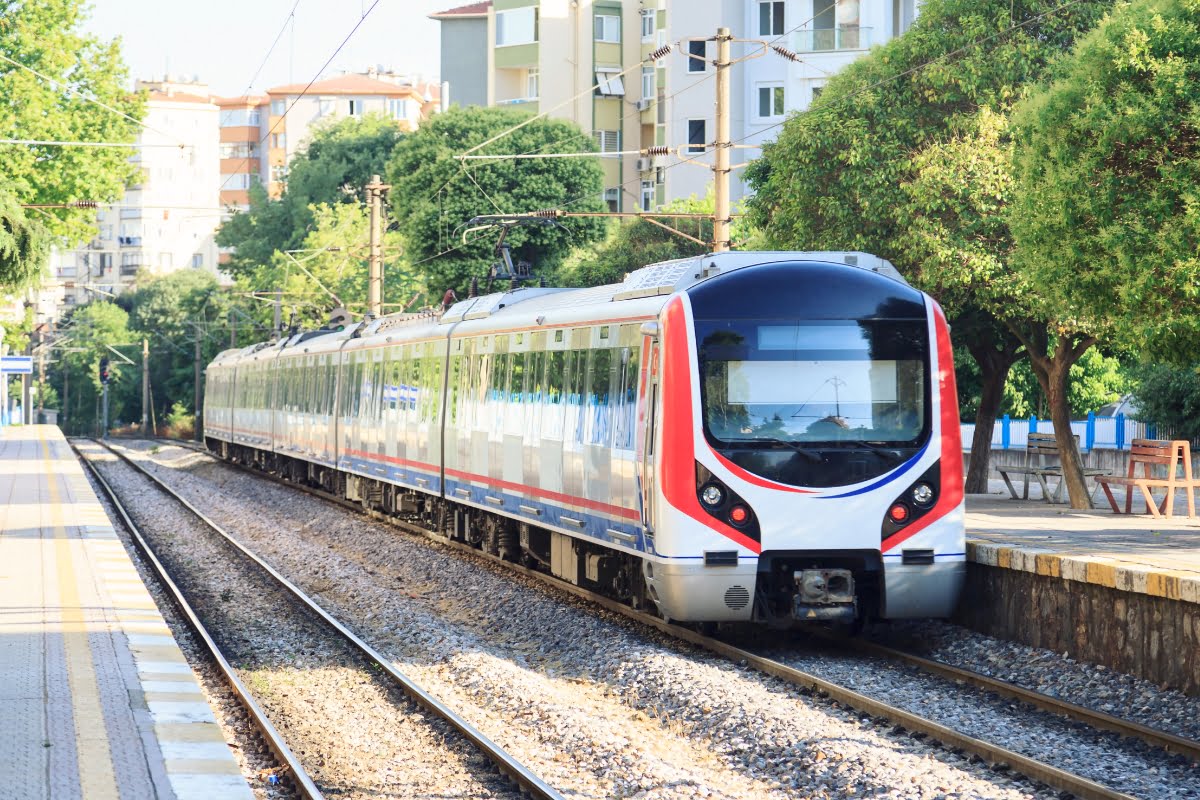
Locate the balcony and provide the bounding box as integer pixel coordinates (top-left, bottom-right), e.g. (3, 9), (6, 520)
(117, 236), (142, 247)
(119, 264), (141, 277)
(794, 26), (872, 52)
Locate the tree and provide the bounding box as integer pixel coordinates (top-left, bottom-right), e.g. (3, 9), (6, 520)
(0, 0), (144, 246)
(53, 301), (131, 434)
(1130, 363), (1200, 441)
(559, 194), (717, 288)
(0, 191), (49, 288)
(744, 0), (1112, 501)
(387, 106), (607, 295)
(1009, 0), (1200, 363)
(217, 113), (404, 281)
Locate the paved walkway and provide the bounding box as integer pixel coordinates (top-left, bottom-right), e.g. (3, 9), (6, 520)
(0, 425), (251, 800)
(967, 482), (1200, 603)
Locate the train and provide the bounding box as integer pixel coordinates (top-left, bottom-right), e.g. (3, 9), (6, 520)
(203, 251), (965, 627)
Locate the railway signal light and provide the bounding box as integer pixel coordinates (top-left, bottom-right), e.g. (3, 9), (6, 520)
(99, 357), (110, 384)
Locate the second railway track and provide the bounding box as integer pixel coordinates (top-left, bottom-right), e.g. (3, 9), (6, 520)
(75, 437), (558, 800)
(106, 436), (1200, 800)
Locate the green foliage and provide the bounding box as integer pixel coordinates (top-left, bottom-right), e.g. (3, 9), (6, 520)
(559, 193), (716, 288)
(745, 0), (1110, 270)
(0, 0), (144, 248)
(1009, 0), (1200, 359)
(52, 301), (131, 433)
(216, 113), (403, 282)
(387, 106), (607, 294)
(1001, 348), (1130, 418)
(163, 400), (194, 439)
(1130, 363), (1200, 439)
(0, 191), (50, 288)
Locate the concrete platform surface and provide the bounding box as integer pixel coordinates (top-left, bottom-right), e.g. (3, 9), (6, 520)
(0, 425), (252, 800)
(967, 488), (1200, 604)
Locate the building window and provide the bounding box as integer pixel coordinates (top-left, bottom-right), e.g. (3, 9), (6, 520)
(757, 84), (785, 118)
(192, 253), (203, 268)
(221, 173), (251, 190)
(640, 9), (655, 41)
(640, 180), (654, 211)
(655, 166), (665, 185)
(318, 97), (335, 116)
(496, 7), (537, 46)
(120, 253), (138, 267)
(219, 142), (259, 159)
(158, 252), (172, 269)
(812, 85), (824, 101)
(99, 225), (113, 240)
(641, 66), (655, 100)
(388, 98), (411, 119)
(271, 165), (289, 183)
(270, 99), (286, 116)
(271, 133), (286, 149)
(593, 129), (621, 155)
(603, 187), (619, 213)
(526, 69), (539, 99)
(687, 40), (707, 72)
(594, 14), (620, 43)
(100, 253), (113, 270)
(687, 119), (706, 154)
(758, 1), (785, 36)
(347, 99), (361, 116)
(594, 69), (625, 97)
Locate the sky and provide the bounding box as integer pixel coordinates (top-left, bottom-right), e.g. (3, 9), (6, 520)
(83, 0), (452, 97)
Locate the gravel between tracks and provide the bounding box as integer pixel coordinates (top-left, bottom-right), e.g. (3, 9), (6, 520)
(78, 441), (516, 800)
(115, 439), (1096, 800)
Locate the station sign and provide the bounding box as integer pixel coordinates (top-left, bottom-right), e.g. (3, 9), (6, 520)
(0, 356), (33, 374)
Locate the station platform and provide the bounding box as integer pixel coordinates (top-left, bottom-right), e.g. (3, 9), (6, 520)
(960, 491), (1200, 694)
(0, 425), (252, 799)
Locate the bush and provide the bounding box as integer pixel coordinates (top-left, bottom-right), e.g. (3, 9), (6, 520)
(162, 401), (194, 440)
(1130, 364), (1200, 441)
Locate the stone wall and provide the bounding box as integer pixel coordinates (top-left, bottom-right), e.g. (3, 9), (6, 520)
(955, 562), (1200, 695)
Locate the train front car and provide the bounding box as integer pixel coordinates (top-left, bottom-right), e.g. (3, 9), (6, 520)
(646, 257), (964, 627)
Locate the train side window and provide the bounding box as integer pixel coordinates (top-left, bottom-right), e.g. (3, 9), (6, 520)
(587, 347), (612, 445)
(544, 350), (565, 439)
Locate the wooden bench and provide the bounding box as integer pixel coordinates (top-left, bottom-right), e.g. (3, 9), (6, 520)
(996, 432), (1108, 504)
(1095, 439), (1198, 518)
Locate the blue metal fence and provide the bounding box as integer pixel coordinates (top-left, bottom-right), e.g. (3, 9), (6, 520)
(962, 414), (1160, 451)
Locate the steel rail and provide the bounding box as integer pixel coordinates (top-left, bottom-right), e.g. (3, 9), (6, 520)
(71, 439), (324, 800)
(154, 437), (1160, 800)
(87, 438), (564, 800)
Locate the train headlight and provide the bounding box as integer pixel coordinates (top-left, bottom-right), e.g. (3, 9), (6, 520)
(728, 504), (750, 526)
(701, 484), (724, 507)
(911, 483), (935, 506)
(888, 503), (910, 524)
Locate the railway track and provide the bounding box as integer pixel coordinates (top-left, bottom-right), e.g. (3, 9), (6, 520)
(76, 438), (561, 800)
(134, 436), (1200, 800)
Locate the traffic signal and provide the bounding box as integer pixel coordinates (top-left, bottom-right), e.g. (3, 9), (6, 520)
(99, 357), (110, 385)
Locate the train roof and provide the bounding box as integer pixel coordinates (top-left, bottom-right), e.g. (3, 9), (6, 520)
(207, 251), (908, 369)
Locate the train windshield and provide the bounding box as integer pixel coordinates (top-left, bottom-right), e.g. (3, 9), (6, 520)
(697, 319), (929, 488)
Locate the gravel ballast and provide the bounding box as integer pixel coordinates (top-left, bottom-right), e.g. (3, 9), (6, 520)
(78, 441), (517, 800)
(113, 438), (1198, 799)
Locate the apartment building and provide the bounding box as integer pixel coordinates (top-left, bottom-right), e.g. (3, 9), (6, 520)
(218, 71), (441, 208)
(433, 0), (919, 209)
(55, 77), (221, 308)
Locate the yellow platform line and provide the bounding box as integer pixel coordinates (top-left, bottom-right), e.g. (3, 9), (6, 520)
(43, 434), (120, 800)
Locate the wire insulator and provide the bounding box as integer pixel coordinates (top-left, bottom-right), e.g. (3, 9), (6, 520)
(532, 208), (562, 218)
(770, 44), (802, 63)
(72, 200), (98, 209)
(642, 146), (670, 158)
(647, 44), (672, 61)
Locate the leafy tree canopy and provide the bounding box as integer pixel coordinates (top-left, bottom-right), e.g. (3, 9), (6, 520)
(386, 106), (607, 295)
(216, 113), (403, 281)
(0, 190), (50, 288)
(0, 0), (144, 248)
(1130, 363), (1200, 440)
(1009, 0), (1200, 360)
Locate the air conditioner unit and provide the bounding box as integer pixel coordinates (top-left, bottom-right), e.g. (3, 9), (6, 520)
(635, 98), (653, 112)
(635, 157), (652, 172)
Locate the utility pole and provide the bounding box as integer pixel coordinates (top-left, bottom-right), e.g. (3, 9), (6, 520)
(141, 337), (150, 436)
(36, 337), (45, 424)
(229, 310), (237, 349)
(62, 366), (68, 434)
(22, 335), (31, 425)
(273, 289), (282, 338)
(193, 330), (202, 442)
(366, 173), (391, 318)
(101, 384), (109, 438)
(712, 27), (733, 253)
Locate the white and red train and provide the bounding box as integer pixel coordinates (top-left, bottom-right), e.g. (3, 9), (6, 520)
(204, 251), (965, 626)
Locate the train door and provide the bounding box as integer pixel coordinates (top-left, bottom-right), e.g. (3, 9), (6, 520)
(638, 338), (661, 538)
